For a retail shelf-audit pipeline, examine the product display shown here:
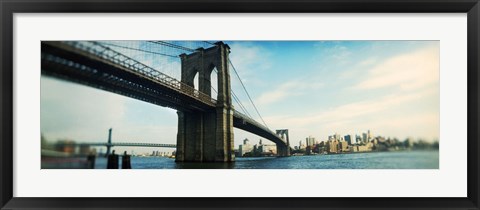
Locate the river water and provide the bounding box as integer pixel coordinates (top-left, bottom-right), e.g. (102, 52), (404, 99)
(95, 150), (438, 169)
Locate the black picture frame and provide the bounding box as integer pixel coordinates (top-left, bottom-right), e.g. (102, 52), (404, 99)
(1, 0), (479, 209)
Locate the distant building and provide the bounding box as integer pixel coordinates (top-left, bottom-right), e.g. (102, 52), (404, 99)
(335, 133), (341, 141)
(54, 139), (76, 154)
(362, 133), (368, 143)
(258, 144), (277, 155)
(326, 140), (339, 153)
(355, 135), (362, 144)
(79, 145), (91, 155)
(350, 145), (371, 152)
(344, 135), (353, 145)
(329, 133), (342, 141)
(306, 136), (316, 147)
(338, 141), (349, 152)
(238, 138), (253, 156)
(366, 142), (374, 150)
(299, 140), (306, 150)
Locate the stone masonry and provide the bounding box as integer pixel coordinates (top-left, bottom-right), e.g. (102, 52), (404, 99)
(175, 42), (235, 162)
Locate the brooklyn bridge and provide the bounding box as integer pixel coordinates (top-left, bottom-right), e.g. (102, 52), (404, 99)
(41, 41), (292, 162)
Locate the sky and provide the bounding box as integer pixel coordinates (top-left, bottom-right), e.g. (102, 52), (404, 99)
(41, 41), (439, 154)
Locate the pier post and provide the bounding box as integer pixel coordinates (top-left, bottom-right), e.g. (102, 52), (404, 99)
(87, 154), (96, 169)
(107, 150), (118, 169)
(122, 151), (132, 169)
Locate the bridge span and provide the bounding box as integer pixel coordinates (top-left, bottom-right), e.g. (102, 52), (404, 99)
(67, 142), (176, 148)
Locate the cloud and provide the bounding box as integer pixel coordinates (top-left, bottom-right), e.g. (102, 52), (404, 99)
(228, 42), (272, 83)
(41, 77), (128, 141)
(256, 80), (324, 106)
(261, 87), (438, 141)
(314, 41), (352, 64)
(353, 45), (439, 91)
(358, 57), (378, 66)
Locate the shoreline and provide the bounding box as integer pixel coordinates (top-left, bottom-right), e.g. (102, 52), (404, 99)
(237, 149), (439, 158)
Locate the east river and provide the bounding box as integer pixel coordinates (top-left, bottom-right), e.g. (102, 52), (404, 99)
(94, 150), (438, 169)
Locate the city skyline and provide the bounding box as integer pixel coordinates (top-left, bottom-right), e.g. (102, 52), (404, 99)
(41, 41), (440, 153)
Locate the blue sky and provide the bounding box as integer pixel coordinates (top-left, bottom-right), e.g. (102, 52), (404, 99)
(41, 41), (439, 154)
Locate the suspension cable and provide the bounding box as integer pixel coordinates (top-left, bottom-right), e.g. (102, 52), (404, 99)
(99, 42), (178, 58)
(211, 68), (252, 118)
(148, 41), (196, 52)
(204, 41), (216, 45)
(231, 91), (253, 118)
(111, 40), (262, 124)
(228, 59), (269, 129)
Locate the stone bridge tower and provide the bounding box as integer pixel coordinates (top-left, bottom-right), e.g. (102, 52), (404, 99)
(175, 42), (235, 162)
(276, 129), (291, 156)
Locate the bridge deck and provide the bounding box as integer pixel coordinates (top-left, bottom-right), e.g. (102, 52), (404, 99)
(61, 142), (177, 148)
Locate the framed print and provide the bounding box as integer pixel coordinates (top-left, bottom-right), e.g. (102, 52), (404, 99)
(1, 0), (479, 209)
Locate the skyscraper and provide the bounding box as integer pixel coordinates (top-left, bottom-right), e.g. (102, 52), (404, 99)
(344, 135), (352, 145)
(355, 135), (362, 144)
(239, 138), (253, 156)
(306, 136), (316, 147)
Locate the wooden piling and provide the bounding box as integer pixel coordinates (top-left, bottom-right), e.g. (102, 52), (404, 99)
(122, 151), (131, 169)
(107, 150), (118, 169)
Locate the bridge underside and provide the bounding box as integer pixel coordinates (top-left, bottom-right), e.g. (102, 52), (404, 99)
(41, 42), (214, 112)
(233, 115), (291, 156)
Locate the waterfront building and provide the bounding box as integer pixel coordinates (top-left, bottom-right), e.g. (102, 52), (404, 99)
(405, 138), (414, 148)
(349, 145), (356, 152)
(79, 144), (91, 155)
(299, 140), (306, 149)
(54, 139), (76, 154)
(245, 139), (278, 156)
(326, 140), (339, 153)
(339, 141), (349, 152)
(366, 142), (374, 150)
(239, 138), (253, 156)
(257, 143), (277, 155)
(317, 146), (326, 154)
(350, 145), (370, 152)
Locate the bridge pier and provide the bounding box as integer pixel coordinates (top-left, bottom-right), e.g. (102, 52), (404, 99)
(276, 129), (291, 157)
(176, 42), (235, 162)
(105, 128), (112, 157)
(277, 145), (290, 157)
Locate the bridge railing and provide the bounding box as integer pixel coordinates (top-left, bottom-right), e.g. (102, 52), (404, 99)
(55, 142), (176, 148)
(59, 41), (217, 106)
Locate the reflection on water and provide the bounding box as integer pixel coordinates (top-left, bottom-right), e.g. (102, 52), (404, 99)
(93, 150), (438, 169)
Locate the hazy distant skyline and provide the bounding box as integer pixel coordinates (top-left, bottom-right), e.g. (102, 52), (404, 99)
(41, 41), (439, 153)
